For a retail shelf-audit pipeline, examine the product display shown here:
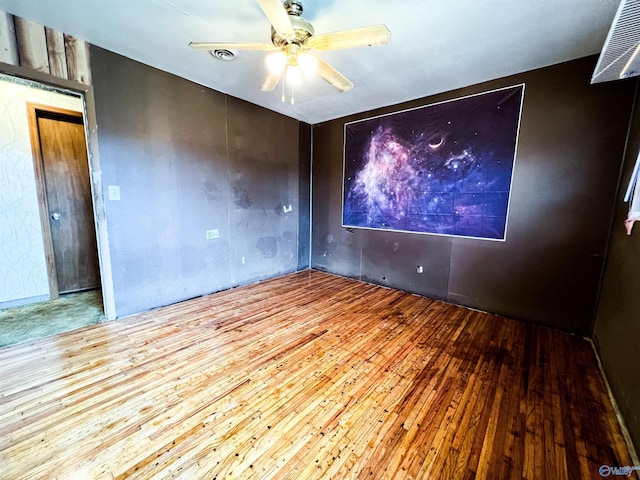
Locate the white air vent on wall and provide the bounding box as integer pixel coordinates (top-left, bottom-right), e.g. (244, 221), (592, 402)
(592, 0), (640, 83)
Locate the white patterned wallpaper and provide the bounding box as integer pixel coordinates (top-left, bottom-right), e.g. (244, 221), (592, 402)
(0, 78), (83, 306)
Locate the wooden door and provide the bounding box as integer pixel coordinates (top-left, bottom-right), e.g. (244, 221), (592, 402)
(29, 105), (100, 295)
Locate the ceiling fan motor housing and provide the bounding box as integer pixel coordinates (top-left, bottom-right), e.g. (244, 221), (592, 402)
(271, 15), (315, 48)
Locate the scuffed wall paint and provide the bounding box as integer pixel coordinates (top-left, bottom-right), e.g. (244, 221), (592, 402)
(91, 47), (302, 317)
(227, 96), (300, 288)
(0, 77), (82, 306)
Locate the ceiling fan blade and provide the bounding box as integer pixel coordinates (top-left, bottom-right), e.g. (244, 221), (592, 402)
(314, 55), (353, 93)
(257, 0), (295, 39)
(307, 25), (391, 51)
(261, 71), (281, 91)
(189, 41), (274, 51)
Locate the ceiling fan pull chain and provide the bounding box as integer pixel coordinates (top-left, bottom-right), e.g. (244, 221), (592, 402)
(281, 70), (286, 102)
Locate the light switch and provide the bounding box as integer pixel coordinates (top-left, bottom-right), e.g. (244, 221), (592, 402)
(206, 229), (220, 240)
(108, 185), (120, 201)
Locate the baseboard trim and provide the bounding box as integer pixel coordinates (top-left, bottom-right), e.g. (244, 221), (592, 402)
(0, 294), (49, 310)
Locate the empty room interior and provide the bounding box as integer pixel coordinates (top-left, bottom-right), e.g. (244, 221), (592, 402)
(1, 0), (640, 478)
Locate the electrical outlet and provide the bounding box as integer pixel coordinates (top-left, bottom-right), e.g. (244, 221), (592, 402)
(417, 266), (424, 273)
(206, 229), (220, 240)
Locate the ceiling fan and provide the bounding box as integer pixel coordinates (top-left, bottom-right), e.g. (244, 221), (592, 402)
(189, 0), (391, 103)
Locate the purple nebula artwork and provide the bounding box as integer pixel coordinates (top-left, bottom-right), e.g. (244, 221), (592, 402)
(342, 85), (524, 240)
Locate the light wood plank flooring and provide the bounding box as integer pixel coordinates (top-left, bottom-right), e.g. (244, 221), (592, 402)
(0, 270), (635, 479)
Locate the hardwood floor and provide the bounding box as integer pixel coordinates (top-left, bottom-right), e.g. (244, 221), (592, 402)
(0, 270), (635, 479)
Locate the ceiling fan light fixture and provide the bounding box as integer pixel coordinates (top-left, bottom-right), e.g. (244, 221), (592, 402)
(298, 52), (318, 74)
(266, 51), (287, 74)
(285, 65), (303, 86)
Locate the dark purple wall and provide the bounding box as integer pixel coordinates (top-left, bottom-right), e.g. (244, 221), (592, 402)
(91, 47), (309, 317)
(594, 81), (640, 452)
(298, 122), (312, 270)
(311, 56), (635, 335)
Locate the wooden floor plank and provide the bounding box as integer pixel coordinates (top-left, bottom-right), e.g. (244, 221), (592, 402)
(0, 270), (635, 479)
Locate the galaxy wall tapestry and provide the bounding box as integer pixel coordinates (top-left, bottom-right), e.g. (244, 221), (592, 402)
(342, 84), (524, 240)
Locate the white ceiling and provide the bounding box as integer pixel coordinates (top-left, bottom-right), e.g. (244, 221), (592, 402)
(0, 0), (621, 124)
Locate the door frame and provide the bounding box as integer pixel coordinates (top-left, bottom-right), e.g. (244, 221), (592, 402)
(0, 61), (116, 320)
(27, 104), (88, 300)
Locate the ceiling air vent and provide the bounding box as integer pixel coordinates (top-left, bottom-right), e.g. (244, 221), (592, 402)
(209, 49), (238, 61)
(592, 0), (640, 83)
